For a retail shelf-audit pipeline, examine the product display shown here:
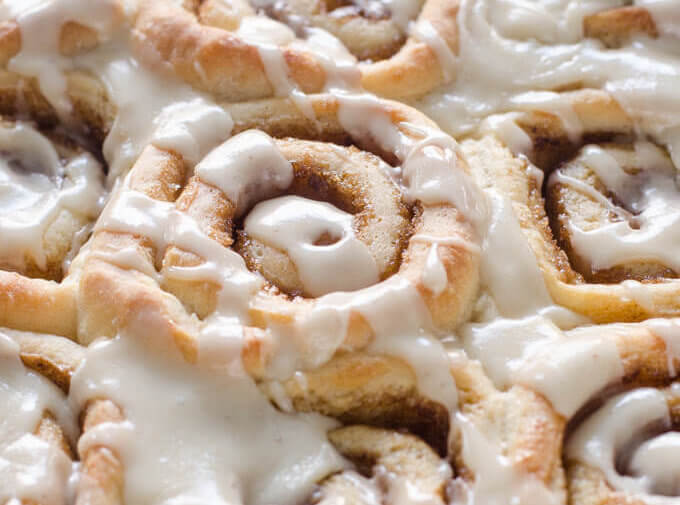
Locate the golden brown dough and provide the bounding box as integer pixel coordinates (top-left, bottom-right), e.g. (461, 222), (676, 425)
(584, 6), (658, 48)
(133, 0), (460, 100)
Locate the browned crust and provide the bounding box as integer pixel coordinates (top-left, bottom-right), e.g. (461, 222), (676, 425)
(326, 425), (449, 501)
(134, 0), (459, 100)
(134, 0), (326, 101)
(361, 0), (460, 98)
(584, 7), (658, 48)
(262, 352), (450, 454)
(14, 331), (85, 392)
(0, 273), (78, 339)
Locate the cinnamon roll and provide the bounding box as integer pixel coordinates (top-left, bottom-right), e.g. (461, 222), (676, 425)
(0, 328), (82, 505)
(67, 93), (485, 503)
(77, 94), (482, 364)
(468, 89), (680, 323)
(133, 0), (459, 100)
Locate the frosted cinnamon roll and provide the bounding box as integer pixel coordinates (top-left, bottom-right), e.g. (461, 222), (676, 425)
(78, 94), (482, 368)
(469, 89), (680, 323)
(71, 93), (480, 503)
(133, 0), (458, 100)
(0, 328), (82, 505)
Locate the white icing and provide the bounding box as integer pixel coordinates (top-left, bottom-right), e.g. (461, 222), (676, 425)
(369, 328), (458, 414)
(421, 244), (447, 296)
(378, 462), (451, 505)
(195, 130), (294, 216)
(637, 0), (680, 39)
(266, 274), (431, 374)
(4, 0), (233, 183)
(478, 112), (533, 157)
(98, 168), (458, 419)
(0, 332), (76, 505)
(84, 55), (234, 181)
(629, 432), (680, 497)
(567, 388), (680, 503)
(244, 195), (379, 297)
(71, 332), (346, 505)
(383, 0), (423, 30)
(97, 185), (263, 322)
(0, 122), (105, 271)
(335, 93), (486, 227)
(462, 316), (623, 417)
(5, 0), (121, 113)
(236, 15), (297, 46)
(644, 318), (680, 377)
(477, 191), (555, 318)
(291, 28), (360, 92)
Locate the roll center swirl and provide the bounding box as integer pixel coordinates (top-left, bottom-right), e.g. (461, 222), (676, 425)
(546, 141), (680, 283)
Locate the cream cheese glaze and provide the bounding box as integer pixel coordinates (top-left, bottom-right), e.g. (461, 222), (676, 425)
(72, 332), (346, 505)
(243, 195), (380, 296)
